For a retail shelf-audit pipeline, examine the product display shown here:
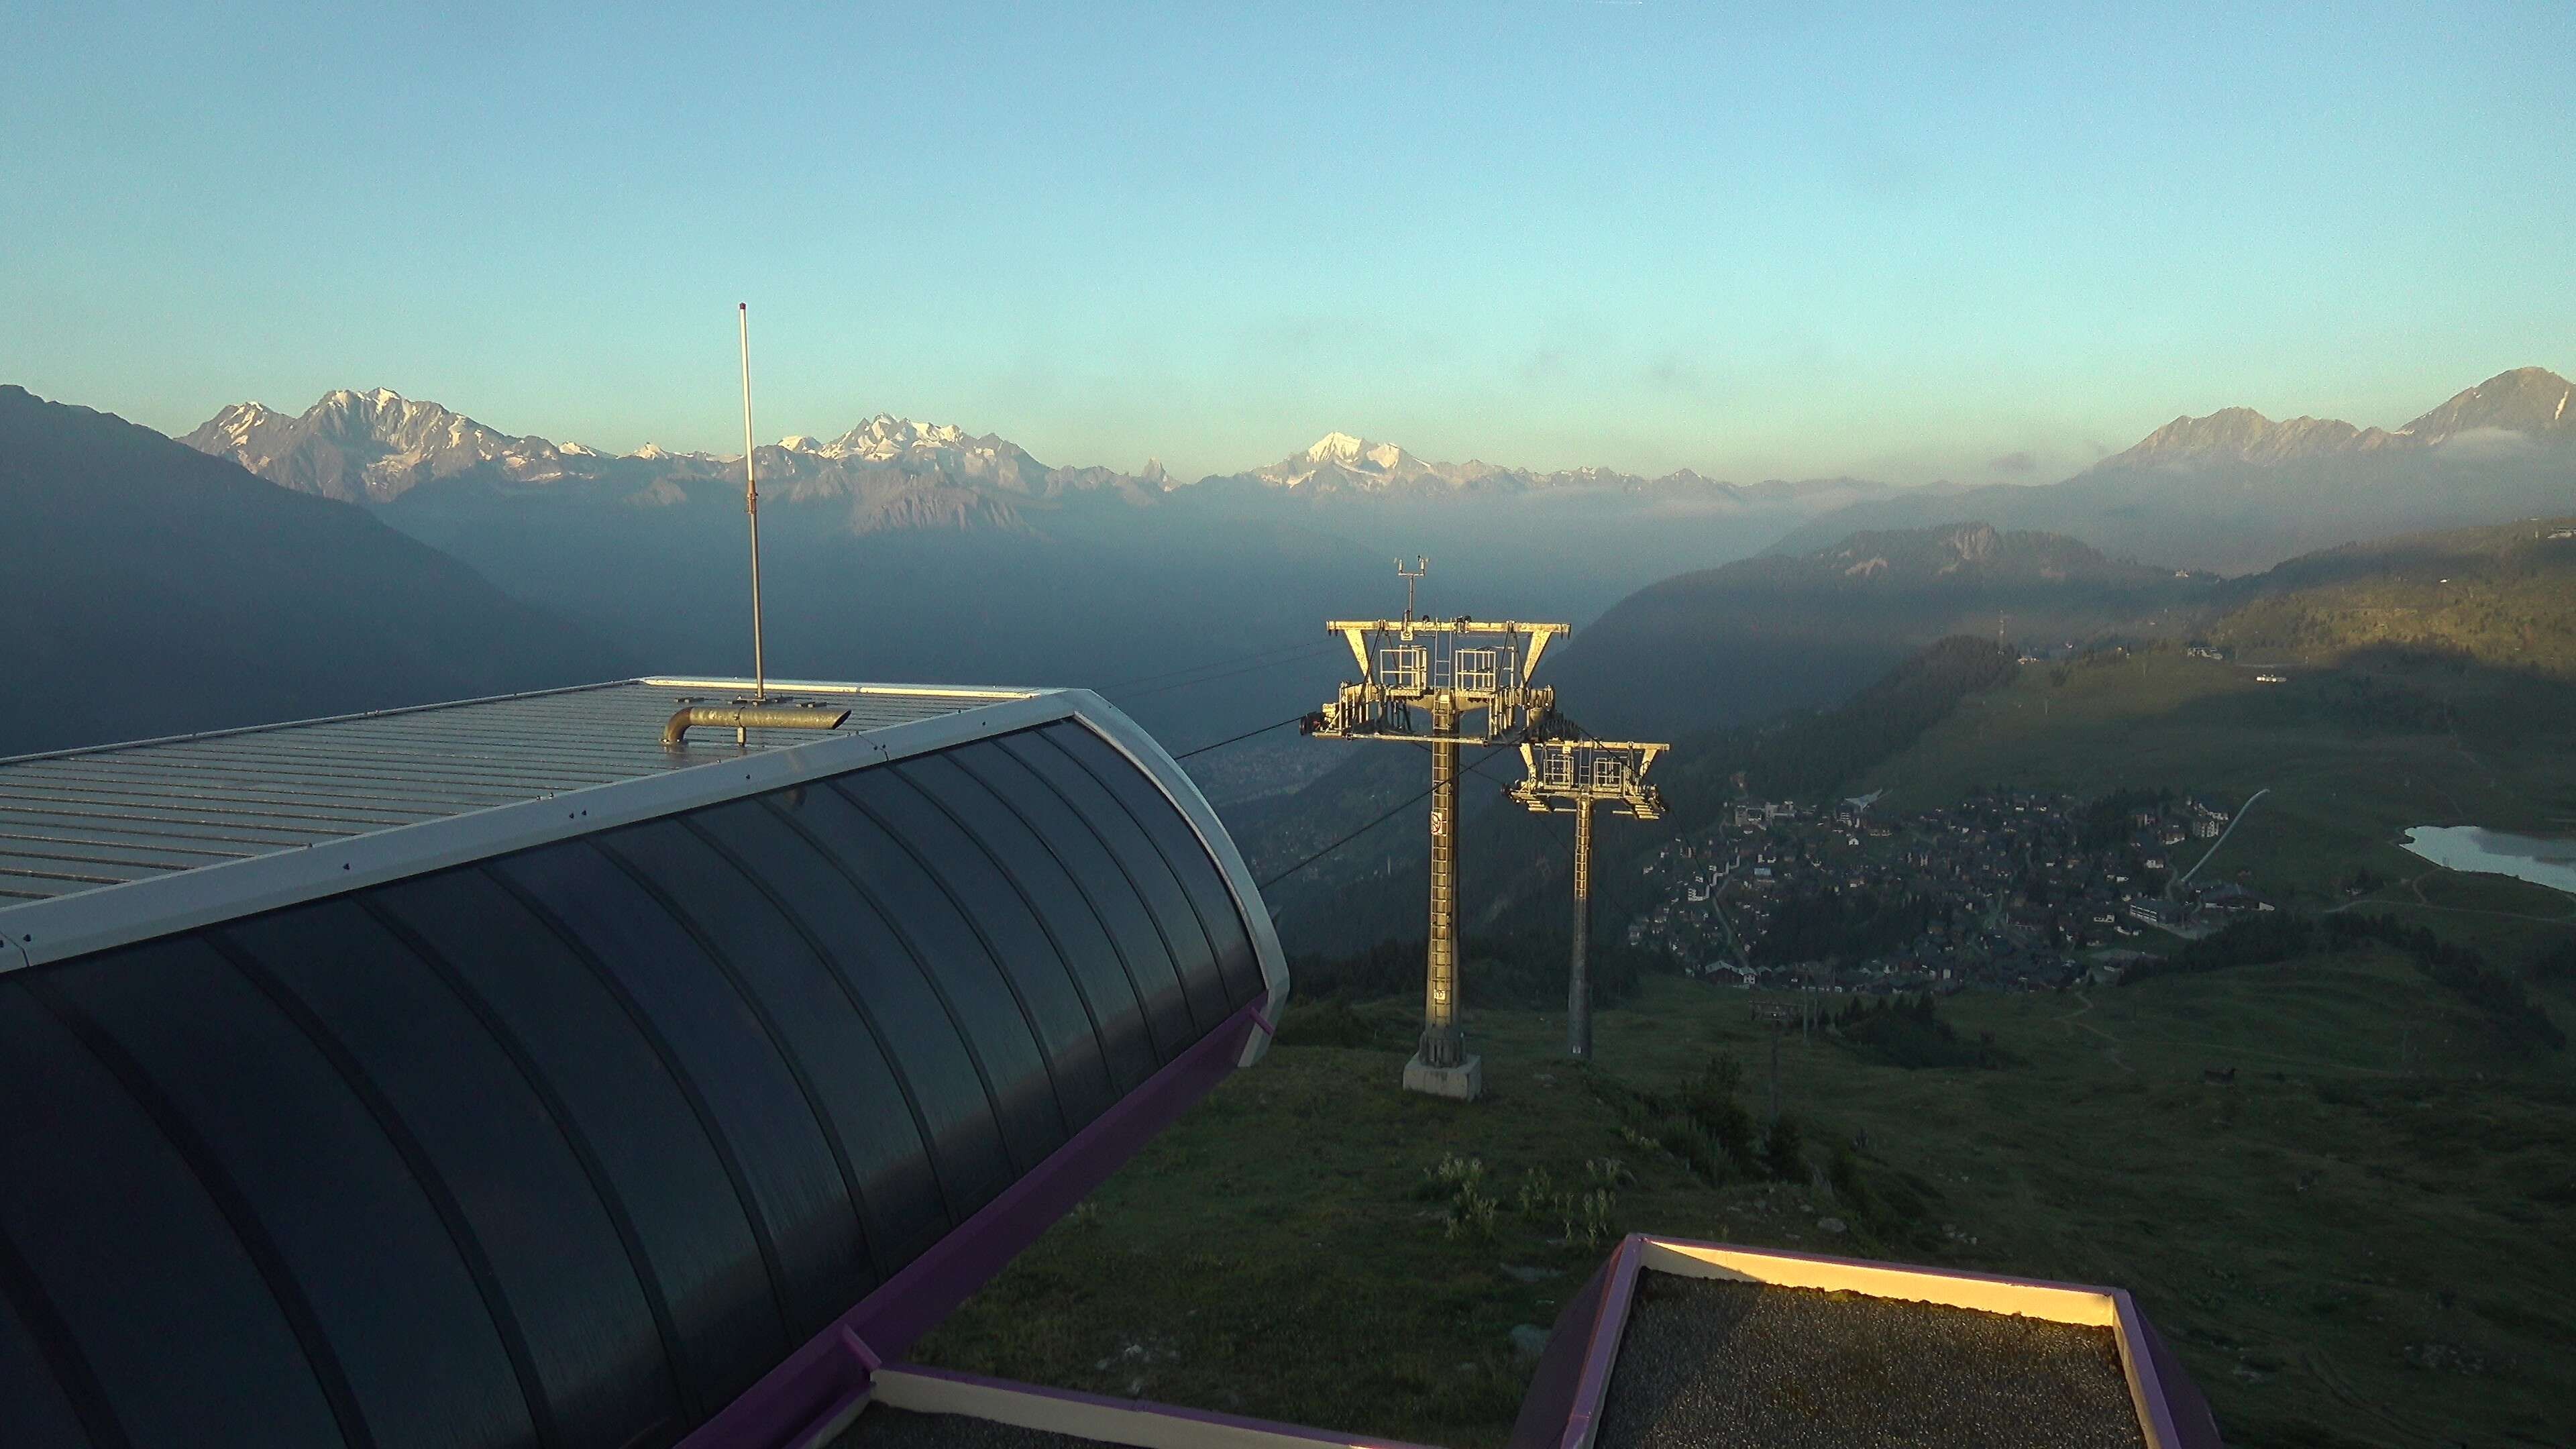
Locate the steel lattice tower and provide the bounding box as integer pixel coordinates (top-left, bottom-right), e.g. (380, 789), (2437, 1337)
(1304, 561), (1566, 1100)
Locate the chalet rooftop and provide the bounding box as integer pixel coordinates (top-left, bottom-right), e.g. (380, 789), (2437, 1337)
(0, 676), (1059, 967)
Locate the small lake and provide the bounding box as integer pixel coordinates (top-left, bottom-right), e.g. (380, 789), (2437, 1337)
(2400, 826), (2576, 896)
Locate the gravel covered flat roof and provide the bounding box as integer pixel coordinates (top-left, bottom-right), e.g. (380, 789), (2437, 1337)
(835, 1407), (1138, 1449)
(1599, 1271), (2147, 1449)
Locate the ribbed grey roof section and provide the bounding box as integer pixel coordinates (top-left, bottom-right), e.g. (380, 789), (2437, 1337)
(0, 679), (1024, 908)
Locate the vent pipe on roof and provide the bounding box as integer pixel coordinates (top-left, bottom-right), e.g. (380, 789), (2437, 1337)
(665, 704), (850, 750)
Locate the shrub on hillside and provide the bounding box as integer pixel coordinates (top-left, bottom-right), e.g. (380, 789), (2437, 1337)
(2121, 914), (2315, 983)
(1830, 993), (2020, 1069)
(2328, 914), (2565, 1055)
(1680, 1053), (1762, 1175)
(1762, 1114), (1807, 1183)
(1590, 1052), (1761, 1186)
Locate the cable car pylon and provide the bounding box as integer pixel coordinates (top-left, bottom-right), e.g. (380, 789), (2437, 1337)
(1303, 559), (1567, 1102)
(1509, 731), (1668, 1061)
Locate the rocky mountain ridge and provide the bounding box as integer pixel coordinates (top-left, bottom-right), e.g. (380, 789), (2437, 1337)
(1768, 367), (2575, 574)
(2092, 366), (2573, 473)
(178, 366), (2569, 564)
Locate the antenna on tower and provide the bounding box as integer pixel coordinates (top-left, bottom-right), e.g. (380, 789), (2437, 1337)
(1397, 555), (1428, 623)
(739, 303), (768, 702)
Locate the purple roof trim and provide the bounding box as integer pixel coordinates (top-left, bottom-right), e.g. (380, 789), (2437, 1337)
(875, 1364), (1450, 1449)
(680, 1003), (1264, 1449)
(2112, 1289), (2190, 1449)
(2136, 1311), (2226, 1449)
(1550, 1236), (1645, 1449)
(1503, 1252), (1614, 1449)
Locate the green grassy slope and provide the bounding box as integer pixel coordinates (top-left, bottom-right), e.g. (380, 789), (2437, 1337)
(912, 967), (2575, 1449)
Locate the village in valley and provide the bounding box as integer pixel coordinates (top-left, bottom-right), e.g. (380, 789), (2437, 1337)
(1626, 786), (2273, 994)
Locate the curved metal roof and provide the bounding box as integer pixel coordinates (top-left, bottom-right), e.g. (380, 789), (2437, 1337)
(0, 687), (1285, 1449)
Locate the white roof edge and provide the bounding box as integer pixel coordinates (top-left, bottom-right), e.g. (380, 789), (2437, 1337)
(639, 677), (1049, 701)
(4, 686), (1073, 970)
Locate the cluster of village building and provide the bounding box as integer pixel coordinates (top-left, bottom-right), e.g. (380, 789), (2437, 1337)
(1624, 788), (2271, 993)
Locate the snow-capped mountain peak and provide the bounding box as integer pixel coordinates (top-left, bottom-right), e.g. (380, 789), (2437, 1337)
(1305, 431), (1366, 462)
(823, 414), (973, 460)
(1301, 431), (1413, 474)
(178, 388), (568, 502)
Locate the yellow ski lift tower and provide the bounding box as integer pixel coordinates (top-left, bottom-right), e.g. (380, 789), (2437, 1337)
(1511, 736), (1667, 1061)
(1304, 559), (1568, 1101)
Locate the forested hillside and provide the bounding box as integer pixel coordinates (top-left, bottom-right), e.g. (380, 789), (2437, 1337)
(2210, 517), (2576, 676)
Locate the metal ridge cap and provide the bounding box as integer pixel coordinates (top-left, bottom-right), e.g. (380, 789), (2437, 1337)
(0, 689), (1085, 971)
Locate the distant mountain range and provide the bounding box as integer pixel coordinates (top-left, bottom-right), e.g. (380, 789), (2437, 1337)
(183, 388), (581, 502)
(36, 360), (2567, 760)
(177, 366), (2571, 586)
(1768, 368), (2576, 573)
(1211, 429), (1894, 508)
(0, 386), (627, 758)
(179, 388), (1896, 523)
(169, 390), (1910, 687)
(2110, 365), (2573, 468)
(180, 388), (1153, 529)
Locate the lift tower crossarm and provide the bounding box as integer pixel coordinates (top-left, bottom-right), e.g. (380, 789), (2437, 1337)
(1308, 618), (1569, 746)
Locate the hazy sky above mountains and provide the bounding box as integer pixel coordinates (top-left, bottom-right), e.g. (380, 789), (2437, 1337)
(6, 2), (2569, 485)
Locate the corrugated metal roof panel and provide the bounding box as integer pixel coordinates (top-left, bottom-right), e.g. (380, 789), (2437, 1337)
(0, 678), (1029, 912)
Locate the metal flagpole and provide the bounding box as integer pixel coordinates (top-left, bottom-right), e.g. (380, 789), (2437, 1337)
(739, 303), (767, 703)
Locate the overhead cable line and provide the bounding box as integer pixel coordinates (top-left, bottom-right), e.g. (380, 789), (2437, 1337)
(1256, 741), (1515, 890)
(1097, 637), (1326, 692)
(1097, 639), (1342, 697)
(1173, 715), (1307, 761)
(1108, 643), (1345, 704)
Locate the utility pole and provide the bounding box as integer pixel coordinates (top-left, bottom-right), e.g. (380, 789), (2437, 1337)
(1305, 561), (1568, 1101)
(1509, 735), (1668, 1061)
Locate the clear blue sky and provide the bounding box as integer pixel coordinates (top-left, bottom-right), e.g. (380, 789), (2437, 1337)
(5, 2), (2569, 484)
